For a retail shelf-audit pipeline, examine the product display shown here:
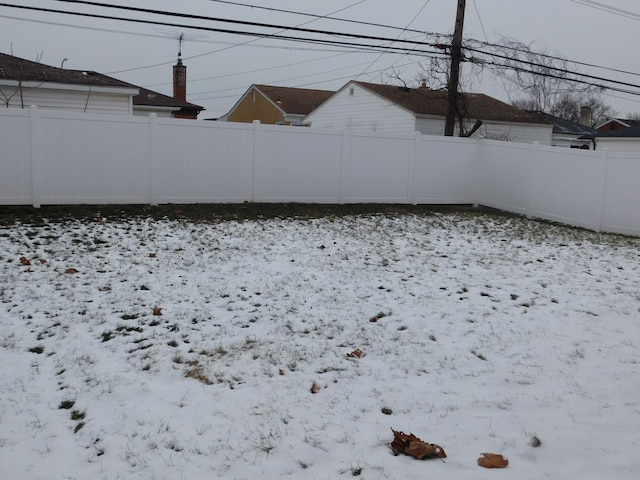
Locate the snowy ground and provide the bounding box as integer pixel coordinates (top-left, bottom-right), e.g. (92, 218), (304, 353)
(0, 208), (639, 479)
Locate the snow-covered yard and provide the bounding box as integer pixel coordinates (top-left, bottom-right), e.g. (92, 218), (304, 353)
(1, 207), (638, 479)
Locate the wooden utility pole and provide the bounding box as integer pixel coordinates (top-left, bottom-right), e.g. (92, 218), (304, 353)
(444, 0), (466, 136)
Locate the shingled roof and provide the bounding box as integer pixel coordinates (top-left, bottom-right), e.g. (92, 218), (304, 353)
(584, 124), (640, 138)
(133, 86), (203, 111)
(352, 81), (549, 125)
(529, 111), (597, 135)
(0, 52), (134, 89)
(253, 84), (334, 115)
(0, 52), (203, 113)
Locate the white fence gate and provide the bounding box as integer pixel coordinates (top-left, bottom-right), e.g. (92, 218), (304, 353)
(1, 106), (639, 235)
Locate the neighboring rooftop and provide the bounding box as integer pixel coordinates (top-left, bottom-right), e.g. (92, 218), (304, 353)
(352, 81), (550, 125)
(0, 52), (134, 89)
(530, 111), (597, 135)
(133, 86), (203, 111)
(253, 84), (334, 115)
(0, 52), (203, 114)
(584, 124), (640, 138)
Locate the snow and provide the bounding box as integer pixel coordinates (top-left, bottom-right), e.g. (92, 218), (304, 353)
(1, 210), (639, 479)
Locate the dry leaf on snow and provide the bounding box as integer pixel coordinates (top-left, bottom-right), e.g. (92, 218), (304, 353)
(478, 452), (509, 468)
(390, 429), (446, 460)
(153, 306), (163, 316)
(310, 382), (319, 394)
(347, 348), (364, 358)
(19, 256), (31, 266)
(65, 268), (79, 274)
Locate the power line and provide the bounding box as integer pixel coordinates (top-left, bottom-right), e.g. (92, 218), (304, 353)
(464, 45), (640, 92)
(205, 0), (429, 35)
(51, 0), (436, 48)
(2, 1), (639, 99)
(0, 3), (446, 56)
(356, 0), (433, 79)
(465, 38), (640, 79)
(568, 0), (640, 21)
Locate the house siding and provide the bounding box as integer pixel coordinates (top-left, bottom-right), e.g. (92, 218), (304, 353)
(473, 121), (553, 144)
(227, 88), (287, 125)
(595, 138), (640, 152)
(415, 116), (445, 135)
(0, 86), (132, 115)
(304, 83), (415, 133)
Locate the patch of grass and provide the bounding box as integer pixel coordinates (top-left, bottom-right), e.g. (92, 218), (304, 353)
(185, 364), (213, 385)
(100, 330), (115, 342)
(29, 345), (44, 354)
(70, 409), (86, 421)
(59, 399), (75, 410)
(74, 422), (85, 433)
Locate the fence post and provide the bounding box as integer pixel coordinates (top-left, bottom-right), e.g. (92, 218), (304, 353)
(148, 113), (158, 205)
(597, 148), (610, 232)
(526, 141), (541, 218)
(252, 120), (261, 202)
(29, 105), (43, 208)
(339, 128), (350, 204)
(410, 131), (420, 205)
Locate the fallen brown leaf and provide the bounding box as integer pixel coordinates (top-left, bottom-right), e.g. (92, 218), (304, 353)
(390, 429), (446, 460)
(19, 256), (31, 266)
(478, 453), (509, 468)
(65, 268), (79, 274)
(153, 306), (163, 316)
(310, 382), (319, 394)
(347, 348), (363, 358)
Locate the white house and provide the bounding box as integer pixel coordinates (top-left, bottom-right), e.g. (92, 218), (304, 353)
(583, 125), (640, 152)
(0, 52), (203, 118)
(303, 80), (553, 144)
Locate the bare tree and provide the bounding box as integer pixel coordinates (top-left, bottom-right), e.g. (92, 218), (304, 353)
(549, 93), (616, 127)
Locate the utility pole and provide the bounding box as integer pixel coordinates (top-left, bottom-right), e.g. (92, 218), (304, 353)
(444, 0), (466, 136)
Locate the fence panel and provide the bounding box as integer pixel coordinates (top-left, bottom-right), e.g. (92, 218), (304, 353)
(342, 131), (415, 203)
(413, 135), (477, 204)
(253, 123), (343, 202)
(601, 151), (640, 235)
(475, 140), (537, 215)
(153, 119), (254, 203)
(0, 109), (32, 204)
(528, 145), (604, 230)
(35, 109), (151, 204)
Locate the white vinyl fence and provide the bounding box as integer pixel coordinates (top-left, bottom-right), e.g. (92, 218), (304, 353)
(1, 106), (640, 235)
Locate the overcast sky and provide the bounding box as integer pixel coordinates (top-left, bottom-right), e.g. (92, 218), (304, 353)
(2, 0), (640, 118)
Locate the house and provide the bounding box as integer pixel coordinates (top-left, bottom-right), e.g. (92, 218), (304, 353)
(529, 111), (597, 149)
(594, 118), (640, 132)
(303, 80), (553, 144)
(223, 84), (334, 125)
(0, 52), (203, 118)
(581, 124), (640, 152)
(133, 86), (203, 119)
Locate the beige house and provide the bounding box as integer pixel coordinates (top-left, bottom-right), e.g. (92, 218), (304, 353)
(223, 84), (333, 125)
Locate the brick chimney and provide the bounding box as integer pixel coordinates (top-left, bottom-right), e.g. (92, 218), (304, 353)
(173, 57), (187, 101)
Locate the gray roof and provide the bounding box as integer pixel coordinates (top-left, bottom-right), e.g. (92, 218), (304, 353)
(530, 111), (597, 135)
(584, 124), (640, 138)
